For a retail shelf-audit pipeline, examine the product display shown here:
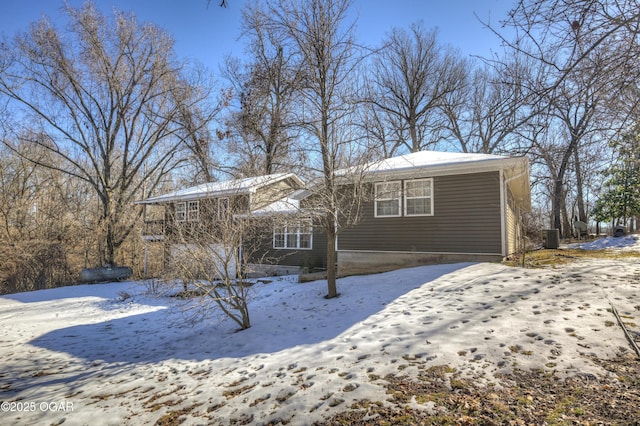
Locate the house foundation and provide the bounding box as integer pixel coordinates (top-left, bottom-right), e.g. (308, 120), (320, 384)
(337, 250), (502, 276)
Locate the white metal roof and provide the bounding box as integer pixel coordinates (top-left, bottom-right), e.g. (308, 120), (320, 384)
(361, 150), (519, 176)
(136, 173), (304, 204)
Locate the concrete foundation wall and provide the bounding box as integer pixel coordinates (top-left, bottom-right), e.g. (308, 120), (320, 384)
(337, 250), (501, 276)
(244, 263), (304, 278)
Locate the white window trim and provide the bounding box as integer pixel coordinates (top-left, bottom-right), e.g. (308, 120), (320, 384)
(176, 201), (199, 222)
(176, 202), (186, 222)
(404, 178), (434, 217)
(374, 181), (402, 218)
(187, 200), (199, 221)
(273, 221), (313, 250)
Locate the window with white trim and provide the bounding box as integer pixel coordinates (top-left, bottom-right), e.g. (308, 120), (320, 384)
(176, 202), (186, 222)
(374, 181), (401, 217)
(273, 221), (313, 250)
(187, 201), (199, 221)
(176, 201), (199, 222)
(404, 178), (433, 216)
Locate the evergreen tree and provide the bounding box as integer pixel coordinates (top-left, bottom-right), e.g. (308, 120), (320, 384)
(592, 127), (640, 230)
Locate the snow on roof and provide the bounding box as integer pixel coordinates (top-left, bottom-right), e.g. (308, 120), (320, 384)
(243, 190), (314, 216)
(137, 173), (304, 204)
(363, 150), (517, 175)
(333, 150), (527, 183)
(250, 196), (301, 216)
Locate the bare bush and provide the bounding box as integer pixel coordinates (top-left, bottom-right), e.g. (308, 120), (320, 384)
(0, 241), (72, 295)
(163, 203), (270, 330)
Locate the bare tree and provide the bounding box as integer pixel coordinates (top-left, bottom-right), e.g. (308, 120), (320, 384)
(357, 80), (408, 159)
(164, 202), (256, 330)
(175, 66), (231, 185)
(160, 182), (308, 330)
(496, 0), (640, 235)
(255, 0), (364, 298)
(370, 23), (467, 154)
(502, 0), (640, 88)
(0, 2), (199, 266)
(221, 2), (305, 177)
(0, 139), (95, 293)
(441, 59), (535, 155)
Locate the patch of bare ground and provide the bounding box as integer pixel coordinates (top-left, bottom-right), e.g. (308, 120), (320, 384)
(504, 248), (640, 268)
(325, 353), (640, 425)
(154, 403), (202, 426)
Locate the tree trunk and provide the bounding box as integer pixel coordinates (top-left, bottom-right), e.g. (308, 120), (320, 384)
(106, 220), (116, 266)
(102, 191), (117, 266)
(325, 213), (338, 299)
(409, 115), (419, 153)
(573, 146), (587, 222)
(552, 135), (580, 237)
(552, 176), (563, 236)
(561, 196), (571, 239)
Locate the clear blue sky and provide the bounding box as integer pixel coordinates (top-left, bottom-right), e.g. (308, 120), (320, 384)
(0, 0), (514, 72)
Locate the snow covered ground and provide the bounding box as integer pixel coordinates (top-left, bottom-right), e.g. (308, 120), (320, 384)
(1, 236), (639, 425)
(566, 233), (640, 251)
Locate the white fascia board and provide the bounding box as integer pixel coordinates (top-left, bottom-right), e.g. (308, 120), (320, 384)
(360, 158), (509, 182)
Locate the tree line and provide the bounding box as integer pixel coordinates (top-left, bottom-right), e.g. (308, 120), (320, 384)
(1, 0), (639, 295)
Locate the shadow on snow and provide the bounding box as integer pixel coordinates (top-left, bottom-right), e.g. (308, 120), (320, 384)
(24, 263), (472, 364)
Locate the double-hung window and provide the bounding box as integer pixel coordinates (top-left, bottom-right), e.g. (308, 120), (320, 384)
(187, 201), (199, 221)
(176, 202), (186, 222)
(374, 181), (401, 217)
(273, 221), (313, 250)
(404, 179), (433, 216)
(176, 201), (199, 222)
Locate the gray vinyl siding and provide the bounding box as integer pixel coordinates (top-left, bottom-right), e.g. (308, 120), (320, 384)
(249, 225), (327, 270)
(338, 171), (503, 254)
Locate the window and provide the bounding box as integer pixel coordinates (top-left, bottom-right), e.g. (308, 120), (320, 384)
(176, 202), (186, 222)
(404, 179), (433, 216)
(273, 221), (313, 250)
(176, 201), (199, 222)
(187, 201), (199, 221)
(375, 181), (401, 217)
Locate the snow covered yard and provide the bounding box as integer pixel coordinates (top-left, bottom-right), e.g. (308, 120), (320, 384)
(1, 236), (640, 425)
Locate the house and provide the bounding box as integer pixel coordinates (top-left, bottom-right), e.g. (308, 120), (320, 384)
(137, 150), (530, 277)
(136, 173), (312, 276)
(333, 150), (530, 275)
